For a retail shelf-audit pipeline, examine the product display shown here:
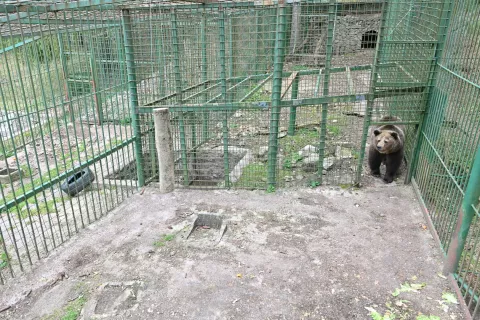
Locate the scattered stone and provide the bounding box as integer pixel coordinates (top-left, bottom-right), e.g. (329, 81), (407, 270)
(284, 176), (294, 182)
(255, 146), (269, 158)
(278, 132), (287, 139)
(302, 154), (320, 172)
(298, 145), (318, 158)
(335, 146), (353, 159)
(233, 111), (243, 118)
(323, 157), (336, 170)
(295, 175), (304, 181)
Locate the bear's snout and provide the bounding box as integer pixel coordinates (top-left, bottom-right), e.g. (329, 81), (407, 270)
(376, 145), (382, 151)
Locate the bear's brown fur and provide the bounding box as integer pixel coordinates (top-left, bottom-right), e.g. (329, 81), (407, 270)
(368, 116), (405, 183)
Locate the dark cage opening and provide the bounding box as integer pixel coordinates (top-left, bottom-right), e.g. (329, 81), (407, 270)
(361, 30), (378, 49)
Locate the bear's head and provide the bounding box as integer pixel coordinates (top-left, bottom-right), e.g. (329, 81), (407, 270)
(373, 129), (401, 154)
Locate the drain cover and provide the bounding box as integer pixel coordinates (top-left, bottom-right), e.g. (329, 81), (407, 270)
(186, 213), (227, 244)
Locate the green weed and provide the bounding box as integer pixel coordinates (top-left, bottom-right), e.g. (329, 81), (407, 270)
(291, 65), (310, 71)
(154, 233), (176, 247)
(0, 251), (8, 269)
(327, 125), (341, 136)
(42, 295), (87, 320)
(309, 180), (320, 188)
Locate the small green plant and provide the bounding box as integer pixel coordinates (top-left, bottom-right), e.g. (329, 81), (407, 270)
(119, 117), (132, 125)
(327, 125), (341, 136)
(154, 233), (176, 247)
(153, 241), (165, 247)
(42, 295), (87, 320)
(309, 180), (320, 188)
(267, 185), (276, 193)
(19, 165), (33, 178)
(0, 251), (9, 269)
(229, 123), (238, 129)
(283, 158), (292, 169)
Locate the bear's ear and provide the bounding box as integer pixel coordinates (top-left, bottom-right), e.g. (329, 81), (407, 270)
(391, 132), (399, 140)
(374, 129), (381, 136)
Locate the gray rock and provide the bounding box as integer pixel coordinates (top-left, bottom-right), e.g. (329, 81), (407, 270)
(298, 145), (318, 158)
(323, 157), (336, 170)
(302, 154), (320, 172)
(255, 146), (269, 158)
(335, 146), (353, 159)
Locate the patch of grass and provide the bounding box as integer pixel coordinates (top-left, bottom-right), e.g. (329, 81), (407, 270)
(42, 295), (87, 320)
(267, 185), (276, 193)
(119, 117), (132, 125)
(0, 251), (8, 269)
(19, 164), (33, 178)
(154, 233), (176, 247)
(309, 180), (320, 188)
(245, 84), (270, 102)
(279, 128), (319, 157)
(327, 125), (341, 136)
(291, 65), (310, 71)
(234, 162), (290, 190)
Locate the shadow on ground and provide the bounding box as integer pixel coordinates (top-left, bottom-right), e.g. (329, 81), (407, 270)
(0, 186), (465, 320)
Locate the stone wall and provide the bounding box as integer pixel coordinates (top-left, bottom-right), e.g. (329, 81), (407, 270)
(333, 14), (381, 54)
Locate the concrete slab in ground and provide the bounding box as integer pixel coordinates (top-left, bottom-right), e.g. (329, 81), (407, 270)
(0, 186), (466, 320)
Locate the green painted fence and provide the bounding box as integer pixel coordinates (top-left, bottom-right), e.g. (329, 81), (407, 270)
(0, 1), (479, 316)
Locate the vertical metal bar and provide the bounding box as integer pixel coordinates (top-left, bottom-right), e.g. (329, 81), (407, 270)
(254, 10), (261, 73)
(219, 8), (230, 188)
(171, 9), (189, 186)
(88, 36), (104, 125)
(267, 3), (287, 189)
(57, 33), (74, 122)
(355, 0), (387, 184)
(444, 145), (480, 274)
(228, 15), (234, 80)
(121, 9), (145, 187)
(317, 0), (336, 181)
(406, 0), (453, 183)
(201, 11), (209, 142)
(288, 74), (299, 136)
(157, 26), (166, 98)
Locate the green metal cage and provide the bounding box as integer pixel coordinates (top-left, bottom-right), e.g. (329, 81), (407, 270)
(0, 0), (479, 316)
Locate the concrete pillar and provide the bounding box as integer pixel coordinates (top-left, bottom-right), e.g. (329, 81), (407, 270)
(153, 108), (175, 193)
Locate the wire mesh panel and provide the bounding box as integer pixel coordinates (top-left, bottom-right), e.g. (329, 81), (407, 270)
(0, 5), (138, 284)
(411, 0), (480, 316)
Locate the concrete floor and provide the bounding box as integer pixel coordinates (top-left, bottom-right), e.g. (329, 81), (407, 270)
(0, 185), (466, 320)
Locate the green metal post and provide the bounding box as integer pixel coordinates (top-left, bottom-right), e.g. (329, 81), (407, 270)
(88, 36), (104, 125)
(406, 0), (453, 183)
(317, 0), (336, 181)
(288, 75), (299, 136)
(219, 8), (230, 188)
(267, 4), (287, 189)
(171, 9), (189, 185)
(57, 33), (74, 122)
(444, 144), (480, 275)
(121, 9), (145, 187)
(201, 11), (209, 142)
(354, 1), (387, 184)
(157, 25), (166, 98)
(254, 10), (261, 73)
(228, 15), (234, 80)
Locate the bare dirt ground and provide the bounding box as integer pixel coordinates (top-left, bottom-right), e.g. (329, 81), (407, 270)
(0, 185), (466, 320)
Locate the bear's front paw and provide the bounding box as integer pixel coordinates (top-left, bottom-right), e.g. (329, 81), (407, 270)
(383, 176), (394, 183)
(371, 170), (381, 177)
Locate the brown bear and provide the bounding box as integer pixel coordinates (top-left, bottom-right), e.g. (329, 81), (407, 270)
(368, 116), (405, 183)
